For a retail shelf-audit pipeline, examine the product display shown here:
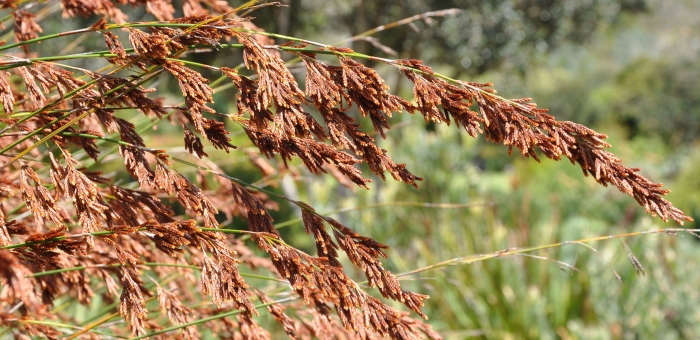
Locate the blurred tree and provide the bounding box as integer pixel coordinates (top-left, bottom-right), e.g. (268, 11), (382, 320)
(603, 57), (700, 145)
(257, 0), (647, 75)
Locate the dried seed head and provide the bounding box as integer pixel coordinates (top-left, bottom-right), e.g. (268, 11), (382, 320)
(119, 270), (148, 336)
(128, 28), (171, 58)
(17, 67), (45, 110)
(13, 10), (42, 54)
(61, 0), (128, 24)
(156, 286), (199, 339)
(19, 161), (65, 227)
(0, 71), (15, 113)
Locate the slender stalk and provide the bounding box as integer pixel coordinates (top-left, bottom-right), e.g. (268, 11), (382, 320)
(15, 319), (126, 338)
(345, 9), (462, 41)
(0, 66), (163, 170)
(28, 261), (283, 282)
(0, 230), (116, 249)
(128, 298), (294, 340)
(395, 228), (700, 278)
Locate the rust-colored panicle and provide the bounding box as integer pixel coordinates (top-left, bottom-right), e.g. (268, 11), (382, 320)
(90, 73), (167, 119)
(221, 67), (274, 130)
(56, 149), (111, 247)
(113, 117), (155, 188)
(163, 60), (215, 134)
(13, 10), (42, 54)
(239, 37), (325, 140)
(19, 161), (65, 227)
(254, 289), (297, 339)
(119, 270), (148, 336)
(333, 56), (413, 139)
(0, 71), (15, 113)
(17, 67), (45, 110)
(244, 126), (372, 189)
(398, 59), (692, 224)
(61, 0), (128, 23)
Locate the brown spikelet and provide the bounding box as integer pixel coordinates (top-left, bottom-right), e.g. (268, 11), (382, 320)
(325, 216), (429, 318)
(61, 0), (128, 24)
(152, 15), (233, 46)
(114, 117), (155, 187)
(57, 149), (111, 244)
(13, 10), (42, 54)
(202, 118), (236, 152)
(240, 37), (325, 139)
(163, 61), (215, 133)
(90, 17), (108, 30)
(0, 71), (15, 113)
(298, 56), (423, 187)
(119, 270), (148, 336)
(229, 180), (278, 237)
(0, 202), (11, 247)
(244, 126), (372, 188)
(398, 59), (483, 137)
(142, 220), (192, 256)
(232, 15), (281, 57)
(153, 157), (219, 228)
(45, 66), (97, 100)
(200, 255), (256, 314)
(128, 28), (170, 58)
(333, 54), (414, 139)
(103, 30), (128, 60)
(252, 289), (295, 339)
(19, 161), (65, 227)
(184, 126), (207, 158)
(94, 108), (120, 133)
(301, 56), (354, 148)
(17, 67), (45, 110)
(109, 186), (174, 226)
(0, 249), (41, 312)
(52, 127), (102, 162)
(90, 73), (167, 118)
(156, 286), (199, 339)
(300, 206), (340, 266)
(222, 67), (274, 131)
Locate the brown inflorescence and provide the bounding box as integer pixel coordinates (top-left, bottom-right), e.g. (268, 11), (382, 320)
(0, 2), (691, 340)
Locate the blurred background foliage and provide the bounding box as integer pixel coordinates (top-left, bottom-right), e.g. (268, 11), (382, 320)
(21, 0), (699, 338)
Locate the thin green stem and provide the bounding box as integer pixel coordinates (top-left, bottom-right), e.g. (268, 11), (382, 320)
(14, 319), (126, 338)
(395, 228), (700, 278)
(67, 272), (183, 339)
(0, 230), (116, 249)
(29, 262), (282, 282)
(0, 80), (97, 134)
(0, 65), (162, 170)
(0, 27), (94, 53)
(128, 298), (293, 340)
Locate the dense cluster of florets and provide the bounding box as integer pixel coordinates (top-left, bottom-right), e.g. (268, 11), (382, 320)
(0, 1), (691, 339)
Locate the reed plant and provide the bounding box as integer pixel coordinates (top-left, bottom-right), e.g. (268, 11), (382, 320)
(0, 1), (694, 339)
